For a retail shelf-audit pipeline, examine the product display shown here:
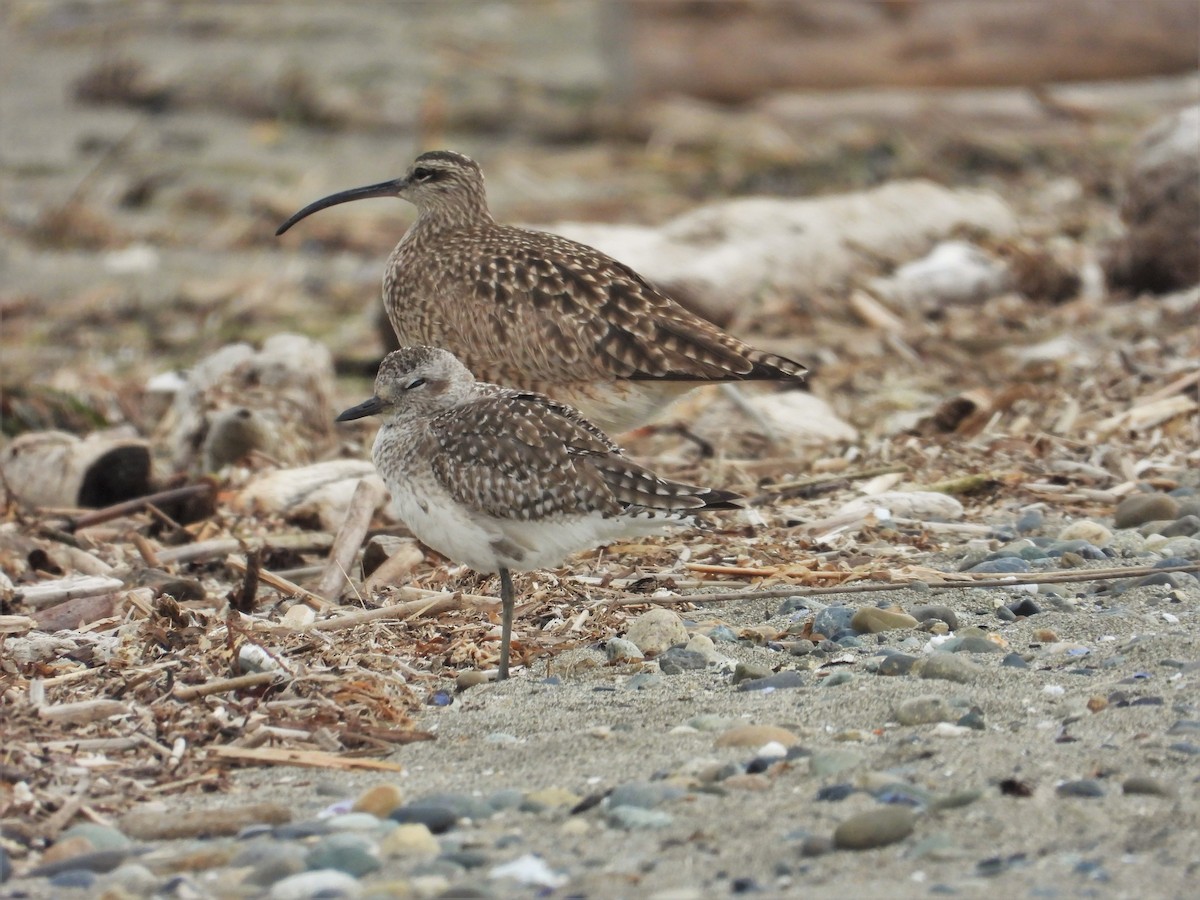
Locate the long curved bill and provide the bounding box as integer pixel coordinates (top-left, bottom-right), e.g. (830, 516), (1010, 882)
(275, 177), (407, 236)
(336, 396), (386, 422)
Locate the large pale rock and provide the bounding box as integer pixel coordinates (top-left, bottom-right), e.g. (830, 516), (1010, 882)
(154, 334), (339, 474)
(234, 460), (388, 532)
(0, 430), (151, 509)
(550, 181), (1017, 326)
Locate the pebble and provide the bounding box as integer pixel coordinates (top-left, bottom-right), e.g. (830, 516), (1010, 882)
(605, 806), (674, 830)
(606, 637), (644, 662)
(269, 869), (363, 900)
(48, 869), (97, 889)
(875, 652), (918, 676)
(911, 605), (959, 630)
(833, 806), (916, 850)
(521, 787), (581, 812)
(305, 833), (381, 877)
(625, 672), (664, 690)
(913, 654), (981, 683)
(237, 842), (308, 886)
(624, 608), (689, 655)
(811, 606), (855, 639)
(608, 782), (685, 810)
(489, 853), (568, 889)
(26, 848), (130, 878)
(1114, 492), (1180, 528)
(1154, 536), (1200, 559)
(60, 824), (132, 852)
(657, 647), (710, 674)
(380, 823), (440, 859)
(850, 607), (919, 634)
(1001, 652), (1030, 668)
(895, 695), (957, 726)
(808, 750), (865, 777)
(456, 670), (492, 691)
(103, 862), (159, 894)
(736, 670), (807, 692)
(1160, 514), (1200, 537)
(732, 661), (773, 684)
(351, 784), (406, 818)
(714, 724), (801, 748)
(1057, 520), (1113, 545)
(968, 557), (1031, 574)
(1122, 776), (1176, 797)
(389, 804), (459, 834)
(42, 835), (96, 864)
(1056, 779), (1106, 798)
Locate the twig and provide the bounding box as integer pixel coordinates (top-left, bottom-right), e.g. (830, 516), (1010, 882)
(300, 587), (498, 633)
(748, 465), (907, 505)
(207, 745), (406, 772)
(227, 556), (331, 610)
(172, 671), (284, 701)
(613, 562), (1200, 606)
(315, 479), (385, 602)
(154, 531), (335, 566)
(66, 484), (214, 532)
(15, 576), (124, 609)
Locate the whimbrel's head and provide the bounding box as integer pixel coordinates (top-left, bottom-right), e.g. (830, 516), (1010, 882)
(336, 346), (476, 423)
(276, 150), (489, 235)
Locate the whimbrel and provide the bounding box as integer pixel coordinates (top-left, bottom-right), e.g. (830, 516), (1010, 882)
(336, 345), (740, 679)
(280, 150), (807, 434)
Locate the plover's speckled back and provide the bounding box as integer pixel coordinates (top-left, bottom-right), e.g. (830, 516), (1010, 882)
(337, 345), (741, 679)
(279, 150), (807, 433)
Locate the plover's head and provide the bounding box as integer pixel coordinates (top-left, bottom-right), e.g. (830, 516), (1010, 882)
(335, 346), (476, 423)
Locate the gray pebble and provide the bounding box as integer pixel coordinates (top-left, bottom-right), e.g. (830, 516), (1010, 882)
(812, 606), (855, 638)
(1157, 536), (1200, 560)
(1001, 652), (1029, 668)
(421, 792), (495, 821)
(1122, 776), (1176, 797)
(938, 635), (1006, 654)
(389, 804), (459, 834)
(304, 833), (381, 877)
(822, 671), (854, 687)
(968, 557), (1032, 574)
(911, 605), (959, 630)
(875, 653), (918, 676)
(913, 654), (981, 684)
(605, 806), (674, 830)
(487, 789), (525, 812)
(708, 624), (739, 642)
(895, 695), (956, 726)
(731, 662), (773, 684)
(736, 671), (806, 692)
(608, 781), (685, 810)
(60, 824), (132, 852)
(624, 672), (664, 690)
(100, 863), (158, 895)
(833, 806), (916, 850)
(809, 750), (865, 777)
(1160, 514), (1200, 537)
(799, 835), (834, 856)
(657, 647), (709, 674)
(1016, 509), (1044, 534)
(27, 849), (130, 878)
(49, 869), (97, 890)
(1114, 492), (1180, 529)
(1056, 779), (1105, 798)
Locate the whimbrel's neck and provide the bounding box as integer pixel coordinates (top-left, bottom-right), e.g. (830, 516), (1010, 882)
(410, 197), (495, 235)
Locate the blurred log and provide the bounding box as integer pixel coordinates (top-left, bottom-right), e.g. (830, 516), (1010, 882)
(0, 431), (151, 509)
(611, 1), (1199, 103)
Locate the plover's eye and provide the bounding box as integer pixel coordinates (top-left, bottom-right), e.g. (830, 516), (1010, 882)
(410, 167), (436, 182)
(404, 377), (427, 391)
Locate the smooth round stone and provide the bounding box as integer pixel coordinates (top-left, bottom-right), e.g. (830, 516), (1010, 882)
(439, 849), (489, 870)
(1057, 520), (1113, 546)
(305, 833), (380, 877)
(816, 783), (856, 802)
(714, 724), (801, 748)
(101, 862), (158, 894)
(1159, 514), (1200, 537)
(42, 835), (96, 864)
(657, 647), (709, 674)
(911, 605), (959, 630)
(941, 635), (1006, 654)
(1157, 536), (1200, 560)
(833, 807), (916, 850)
(605, 806), (673, 830)
(1007, 597), (1042, 617)
(456, 670), (492, 691)
(326, 813), (385, 832)
(822, 671), (854, 687)
(968, 557), (1031, 574)
(352, 784), (405, 819)
(60, 824), (132, 853)
(606, 637), (644, 662)
(929, 789), (983, 811)
(520, 787), (581, 812)
(1015, 509), (1044, 534)
(850, 607), (918, 634)
(1056, 779), (1105, 798)
(913, 655), (981, 684)
(808, 750), (865, 777)
(811, 606), (854, 639)
(380, 823), (440, 859)
(895, 695), (956, 726)
(238, 842), (308, 886)
(1138, 519), (1178, 537)
(27, 849), (129, 878)
(421, 793), (495, 821)
(875, 653), (918, 676)
(1114, 492), (1180, 529)
(732, 662), (773, 684)
(389, 804), (459, 834)
(608, 782), (684, 810)
(624, 608), (688, 655)
(1122, 776), (1176, 797)
(269, 869), (363, 900)
(736, 671), (806, 692)
(487, 789), (525, 812)
(49, 869), (97, 889)
(1047, 540), (1108, 560)
(707, 624), (738, 642)
(625, 672), (664, 690)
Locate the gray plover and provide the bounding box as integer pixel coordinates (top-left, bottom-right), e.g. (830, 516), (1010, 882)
(336, 345), (740, 679)
(279, 150), (807, 433)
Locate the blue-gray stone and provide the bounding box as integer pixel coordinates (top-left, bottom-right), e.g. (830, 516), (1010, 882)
(1001, 652), (1029, 668)
(812, 605), (854, 638)
(912, 605), (959, 629)
(27, 849), (129, 878)
(59, 825), (131, 852)
(389, 804), (459, 834)
(272, 821), (333, 840)
(816, 783), (856, 802)
(48, 869), (97, 889)
(1007, 597), (1042, 617)
(1017, 545), (1050, 561)
(1016, 510), (1044, 534)
(968, 557), (1032, 574)
(1046, 540), (1108, 560)
(605, 806), (674, 830)
(0, 847), (10, 884)
(420, 792), (494, 821)
(1169, 741), (1200, 755)
(304, 833), (380, 877)
(876, 653), (918, 676)
(823, 671), (854, 687)
(439, 850), (490, 869)
(625, 672), (665, 691)
(776, 597), (813, 616)
(608, 781), (684, 810)
(736, 670), (806, 692)
(708, 624), (739, 642)
(1160, 515), (1200, 537)
(657, 647), (709, 675)
(1056, 779), (1105, 798)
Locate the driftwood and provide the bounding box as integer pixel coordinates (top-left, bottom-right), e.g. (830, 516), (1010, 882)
(1, 430), (151, 509)
(315, 477), (386, 602)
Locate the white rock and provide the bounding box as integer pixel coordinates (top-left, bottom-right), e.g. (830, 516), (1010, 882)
(624, 608), (689, 655)
(874, 240), (1010, 309)
(837, 491), (964, 521)
(489, 853), (568, 889)
(269, 869), (362, 900)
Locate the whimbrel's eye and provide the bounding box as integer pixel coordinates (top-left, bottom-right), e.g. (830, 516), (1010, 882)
(410, 167), (436, 182)
(404, 377), (427, 391)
